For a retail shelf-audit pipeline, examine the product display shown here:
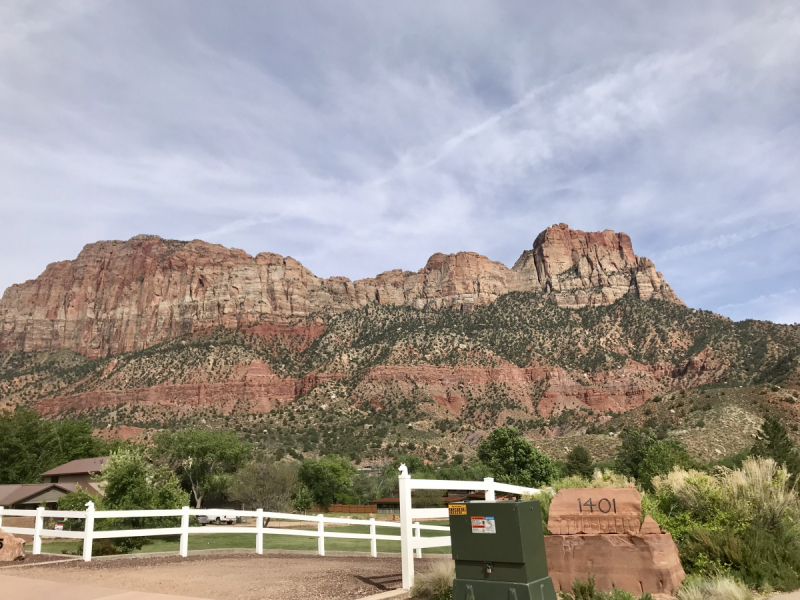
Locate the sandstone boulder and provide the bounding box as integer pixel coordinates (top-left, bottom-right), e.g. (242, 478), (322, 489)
(544, 533), (685, 596)
(0, 528), (25, 561)
(547, 488), (641, 535)
(639, 515), (662, 535)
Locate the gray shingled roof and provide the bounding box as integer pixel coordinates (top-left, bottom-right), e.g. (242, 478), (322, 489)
(40, 456), (109, 477)
(0, 483), (76, 506)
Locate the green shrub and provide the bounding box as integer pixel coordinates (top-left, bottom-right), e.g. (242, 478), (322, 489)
(58, 448), (189, 556)
(644, 457), (800, 590)
(557, 577), (653, 600)
(684, 526), (800, 591)
(478, 426), (558, 487)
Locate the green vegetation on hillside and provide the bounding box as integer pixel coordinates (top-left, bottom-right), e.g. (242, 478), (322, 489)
(1, 294), (798, 462)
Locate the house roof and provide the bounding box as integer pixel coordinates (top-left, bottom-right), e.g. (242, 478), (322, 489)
(0, 483), (78, 506)
(41, 456), (109, 477)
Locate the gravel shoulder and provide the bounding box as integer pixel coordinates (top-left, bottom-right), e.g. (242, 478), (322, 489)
(12, 552), (433, 600)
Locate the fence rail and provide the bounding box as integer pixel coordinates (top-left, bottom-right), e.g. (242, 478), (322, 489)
(0, 503), (442, 563)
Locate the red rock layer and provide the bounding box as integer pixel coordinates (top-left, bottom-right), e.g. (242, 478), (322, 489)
(365, 363), (656, 417)
(1, 225), (681, 358)
(37, 370), (342, 416)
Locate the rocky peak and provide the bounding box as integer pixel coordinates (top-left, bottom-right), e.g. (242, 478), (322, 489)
(0, 225), (682, 357)
(511, 224), (681, 308)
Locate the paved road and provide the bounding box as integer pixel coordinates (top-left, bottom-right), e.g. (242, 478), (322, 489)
(0, 574), (208, 600)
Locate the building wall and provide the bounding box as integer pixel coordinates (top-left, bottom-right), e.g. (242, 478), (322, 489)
(46, 474), (94, 484)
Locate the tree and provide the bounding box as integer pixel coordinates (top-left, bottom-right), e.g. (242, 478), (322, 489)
(228, 458), (298, 512)
(565, 446), (594, 479)
(752, 417), (800, 486)
(58, 448), (188, 554)
(152, 429), (250, 508)
(413, 488), (446, 508)
(351, 469), (395, 505)
(614, 429), (656, 481)
(100, 448), (189, 511)
(0, 408), (108, 484)
(293, 484), (313, 514)
(477, 427), (557, 487)
(638, 439), (697, 490)
(298, 454), (356, 508)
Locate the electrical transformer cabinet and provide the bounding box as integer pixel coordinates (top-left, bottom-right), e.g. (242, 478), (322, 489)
(448, 500), (557, 600)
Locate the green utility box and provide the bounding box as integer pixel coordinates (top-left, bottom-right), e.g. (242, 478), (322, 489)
(448, 500), (557, 600)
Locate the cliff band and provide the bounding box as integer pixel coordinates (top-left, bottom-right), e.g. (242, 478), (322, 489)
(0, 224), (680, 358)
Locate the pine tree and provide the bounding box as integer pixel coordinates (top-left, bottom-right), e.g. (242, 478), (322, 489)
(565, 446), (594, 479)
(752, 417), (800, 486)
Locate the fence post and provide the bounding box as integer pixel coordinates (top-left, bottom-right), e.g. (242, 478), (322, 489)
(398, 464), (414, 589)
(484, 477), (495, 502)
(180, 506), (190, 558)
(369, 517), (377, 557)
(256, 509), (264, 555)
(83, 501), (95, 562)
(317, 514), (325, 556)
(32, 506), (44, 554)
(414, 522), (422, 559)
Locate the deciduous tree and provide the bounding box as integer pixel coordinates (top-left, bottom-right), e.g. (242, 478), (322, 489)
(0, 408), (107, 484)
(152, 429), (250, 508)
(228, 458), (298, 512)
(298, 454), (355, 508)
(477, 427), (557, 487)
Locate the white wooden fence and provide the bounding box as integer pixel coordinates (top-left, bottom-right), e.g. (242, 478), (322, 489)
(0, 466), (540, 591)
(0, 502), (443, 563)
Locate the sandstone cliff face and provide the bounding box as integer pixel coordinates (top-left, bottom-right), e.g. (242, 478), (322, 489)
(511, 224), (681, 308)
(0, 225), (681, 358)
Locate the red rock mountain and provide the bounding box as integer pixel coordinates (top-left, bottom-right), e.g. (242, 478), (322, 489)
(0, 224), (680, 358)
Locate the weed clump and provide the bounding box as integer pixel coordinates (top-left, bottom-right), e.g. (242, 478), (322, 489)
(677, 575), (754, 600)
(410, 560), (455, 600)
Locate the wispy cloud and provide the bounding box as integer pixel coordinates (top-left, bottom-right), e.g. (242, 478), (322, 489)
(718, 289), (800, 324)
(0, 2), (798, 322)
(656, 222), (799, 261)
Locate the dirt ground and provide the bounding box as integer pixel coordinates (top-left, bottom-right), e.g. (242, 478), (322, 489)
(11, 552), (431, 600)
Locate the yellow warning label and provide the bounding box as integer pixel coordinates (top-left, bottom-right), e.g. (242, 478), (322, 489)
(448, 504), (467, 516)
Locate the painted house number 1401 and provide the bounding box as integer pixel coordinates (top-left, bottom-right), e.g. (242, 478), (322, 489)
(577, 498), (617, 514)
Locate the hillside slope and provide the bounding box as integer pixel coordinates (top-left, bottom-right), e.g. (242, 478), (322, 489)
(2, 293), (797, 460)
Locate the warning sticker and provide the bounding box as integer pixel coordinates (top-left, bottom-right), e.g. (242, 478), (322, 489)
(448, 504), (467, 516)
(470, 515), (496, 534)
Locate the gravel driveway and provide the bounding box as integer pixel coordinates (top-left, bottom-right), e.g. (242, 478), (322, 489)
(10, 552), (430, 600)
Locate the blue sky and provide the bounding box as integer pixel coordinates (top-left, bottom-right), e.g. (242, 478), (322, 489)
(1, 1), (798, 323)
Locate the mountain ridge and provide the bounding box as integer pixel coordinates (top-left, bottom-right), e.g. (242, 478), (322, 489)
(0, 223), (680, 358)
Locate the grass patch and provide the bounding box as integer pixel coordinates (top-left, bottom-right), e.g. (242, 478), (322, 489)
(32, 521), (451, 556)
(677, 575), (754, 600)
(410, 559), (455, 600)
